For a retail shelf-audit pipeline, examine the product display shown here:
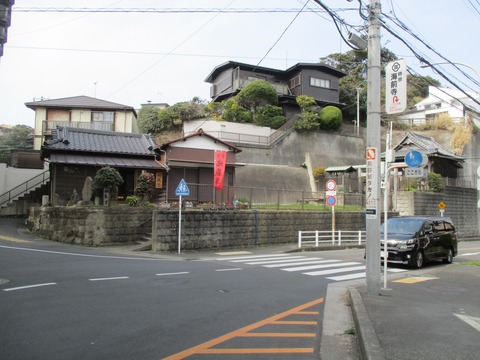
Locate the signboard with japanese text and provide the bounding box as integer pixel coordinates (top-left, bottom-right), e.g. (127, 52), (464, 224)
(213, 150), (227, 190)
(404, 168), (426, 178)
(386, 59), (407, 114)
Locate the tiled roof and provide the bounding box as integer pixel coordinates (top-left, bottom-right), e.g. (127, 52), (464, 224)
(43, 126), (156, 156)
(393, 132), (464, 161)
(158, 128), (242, 153)
(25, 95), (136, 112)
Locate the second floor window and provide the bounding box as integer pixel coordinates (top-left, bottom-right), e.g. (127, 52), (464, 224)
(310, 77), (331, 89)
(91, 111), (114, 122)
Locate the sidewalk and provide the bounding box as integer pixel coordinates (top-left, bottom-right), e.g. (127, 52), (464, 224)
(345, 263), (480, 360)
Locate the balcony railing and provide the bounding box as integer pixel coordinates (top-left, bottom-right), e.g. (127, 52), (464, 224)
(42, 120), (114, 133)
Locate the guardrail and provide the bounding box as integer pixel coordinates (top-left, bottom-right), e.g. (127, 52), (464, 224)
(0, 170), (50, 208)
(298, 230), (366, 248)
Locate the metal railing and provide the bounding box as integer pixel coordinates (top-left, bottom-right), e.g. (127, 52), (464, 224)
(0, 170), (50, 208)
(298, 230), (366, 248)
(42, 120), (114, 132)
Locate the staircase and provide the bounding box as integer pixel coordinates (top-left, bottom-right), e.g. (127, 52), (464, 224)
(0, 170), (50, 216)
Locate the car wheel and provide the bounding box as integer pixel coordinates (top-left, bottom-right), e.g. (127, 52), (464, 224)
(412, 251), (424, 269)
(442, 248), (453, 264)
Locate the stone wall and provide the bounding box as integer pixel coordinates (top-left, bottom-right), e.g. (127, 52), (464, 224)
(396, 186), (478, 237)
(152, 210), (367, 251)
(28, 207), (153, 246)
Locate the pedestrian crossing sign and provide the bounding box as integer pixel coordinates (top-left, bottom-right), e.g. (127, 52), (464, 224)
(175, 179), (190, 196)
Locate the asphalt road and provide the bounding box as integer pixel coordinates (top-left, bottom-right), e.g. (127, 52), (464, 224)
(0, 218), (334, 360)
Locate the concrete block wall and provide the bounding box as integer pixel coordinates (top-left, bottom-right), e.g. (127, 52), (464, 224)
(152, 210), (367, 251)
(28, 206), (153, 246)
(396, 187), (478, 237)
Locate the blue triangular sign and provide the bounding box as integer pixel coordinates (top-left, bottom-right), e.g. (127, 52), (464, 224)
(175, 179), (190, 196)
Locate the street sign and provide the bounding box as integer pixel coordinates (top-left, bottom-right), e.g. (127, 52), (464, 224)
(405, 150), (426, 168)
(326, 190), (336, 196)
(326, 180), (337, 191)
(175, 179), (190, 196)
(438, 202), (446, 209)
(404, 167), (426, 178)
(385, 59), (407, 114)
(326, 195), (337, 207)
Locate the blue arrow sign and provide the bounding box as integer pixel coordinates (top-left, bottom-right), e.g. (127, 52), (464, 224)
(405, 150), (425, 168)
(175, 179), (190, 196)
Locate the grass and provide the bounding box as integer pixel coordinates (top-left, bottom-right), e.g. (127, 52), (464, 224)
(461, 260), (480, 266)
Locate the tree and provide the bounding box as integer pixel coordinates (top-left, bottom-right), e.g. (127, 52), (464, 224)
(1, 125), (34, 149)
(255, 105), (286, 128)
(92, 166), (124, 203)
(138, 105), (161, 133)
(319, 106), (343, 130)
(235, 80), (278, 118)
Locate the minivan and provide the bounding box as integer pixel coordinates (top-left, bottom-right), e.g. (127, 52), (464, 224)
(380, 216), (458, 269)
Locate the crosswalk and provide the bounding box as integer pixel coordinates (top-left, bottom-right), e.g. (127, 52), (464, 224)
(215, 253), (408, 281)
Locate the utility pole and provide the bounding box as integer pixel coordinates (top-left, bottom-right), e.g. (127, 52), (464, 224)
(365, 0), (382, 294)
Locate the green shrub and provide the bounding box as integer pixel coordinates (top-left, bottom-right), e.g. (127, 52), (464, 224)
(319, 106), (343, 130)
(428, 172), (444, 192)
(126, 195), (139, 207)
(93, 166), (124, 194)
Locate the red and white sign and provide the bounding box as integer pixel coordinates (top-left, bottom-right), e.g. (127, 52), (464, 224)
(385, 59), (407, 114)
(213, 150), (227, 190)
(326, 180), (337, 191)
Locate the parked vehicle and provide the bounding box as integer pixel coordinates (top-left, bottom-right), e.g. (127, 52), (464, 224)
(381, 216), (458, 269)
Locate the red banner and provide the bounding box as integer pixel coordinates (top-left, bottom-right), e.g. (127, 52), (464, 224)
(213, 150), (227, 190)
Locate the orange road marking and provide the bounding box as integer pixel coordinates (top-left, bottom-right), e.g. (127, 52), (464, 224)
(238, 332), (316, 337)
(162, 297), (324, 360)
(271, 320), (318, 325)
(297, 311), (319, 315)
(197, 348), (315, 354)
(0, 235), (31, 243)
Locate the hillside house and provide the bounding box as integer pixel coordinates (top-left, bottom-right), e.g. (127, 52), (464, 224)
(205, 61), (346, 119)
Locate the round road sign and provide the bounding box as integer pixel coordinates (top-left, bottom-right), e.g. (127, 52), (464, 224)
(326, 196), (337, 207)
(405, 150), (425, 168)
(326, 180), (337, 191)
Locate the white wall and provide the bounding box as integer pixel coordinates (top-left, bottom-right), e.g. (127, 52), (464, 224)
(0, 163), (46, 195)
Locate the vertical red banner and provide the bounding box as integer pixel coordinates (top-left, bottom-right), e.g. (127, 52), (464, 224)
(214, 150), (227, 190)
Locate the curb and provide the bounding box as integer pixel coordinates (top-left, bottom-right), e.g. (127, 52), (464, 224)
(349, 287), (385, 360)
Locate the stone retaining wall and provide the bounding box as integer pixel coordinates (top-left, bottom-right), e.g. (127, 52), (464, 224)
(152, 210), (368, 251)
(28, 207), (153, 246)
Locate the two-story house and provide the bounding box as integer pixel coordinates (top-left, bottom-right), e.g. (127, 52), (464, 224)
(205, 61), (346, 118)
(26, 95), (138, 150)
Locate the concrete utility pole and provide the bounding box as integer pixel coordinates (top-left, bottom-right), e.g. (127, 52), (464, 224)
(365, 0), (382, 294)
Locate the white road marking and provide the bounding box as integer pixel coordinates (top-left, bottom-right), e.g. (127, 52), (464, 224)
(156, 272), (189, 276)
(460, 252), (480, 256)
(282, 261), (359, 272)
(3, 282), (57, 292)
(244, 256), (308, 265)
(0, 245), (164, 261)
(304, 265), (366, 276)
(89, 276), (130, 281)
(264, 259), (333, 268)
(453, 313), (480, 333)
(327, 272), (367, 281)
(215, 251), (252, 256)
(215, 268), (243, 272)
(218, 254), (291, 261)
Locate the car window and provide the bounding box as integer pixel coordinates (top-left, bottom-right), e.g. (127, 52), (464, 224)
(445, 222), (454, 231)
(382, 218), (424, 235)
(423, 221), (434, 233)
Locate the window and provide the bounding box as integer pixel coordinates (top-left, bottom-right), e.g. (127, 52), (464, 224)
(310, 77), (331, 89)
(289, 75), (301, 89)
(91, 111), (114, 122)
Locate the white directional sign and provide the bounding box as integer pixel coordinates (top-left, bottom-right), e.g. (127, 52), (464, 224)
(386, 59), (407, 114)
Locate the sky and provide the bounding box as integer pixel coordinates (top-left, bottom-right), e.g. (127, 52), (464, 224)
(1, 0), (479, 127)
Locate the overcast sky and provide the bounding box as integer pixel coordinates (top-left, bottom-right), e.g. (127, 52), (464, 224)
(1, 0), (479, 127)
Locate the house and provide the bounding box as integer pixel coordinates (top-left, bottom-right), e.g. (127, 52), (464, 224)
(26, 96), (139, 151)
(398, 86), (480, 126)
(205, 61), (346, 118)
(40, 126), (167, 205)
(155, 129), (242, 204)
(388, 132), (465, 180)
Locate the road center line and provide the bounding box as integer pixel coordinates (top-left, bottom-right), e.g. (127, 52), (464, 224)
(215, 268), (243, 272)
(3, 282), (56, 292)
(89, 276), (129, 281)
(156, 272), (189, 276)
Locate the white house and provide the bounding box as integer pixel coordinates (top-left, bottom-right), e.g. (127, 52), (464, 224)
(398, 86), (480, 126)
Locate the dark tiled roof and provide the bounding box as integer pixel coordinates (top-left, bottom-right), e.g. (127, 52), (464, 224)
(43, 127), (156, 156)
(25, 95), (136, 112)
(394, 132), (464, 161)
(49, 153), (163, 169)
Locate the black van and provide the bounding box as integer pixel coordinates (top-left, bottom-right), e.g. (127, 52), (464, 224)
(380, 216), (458, 269)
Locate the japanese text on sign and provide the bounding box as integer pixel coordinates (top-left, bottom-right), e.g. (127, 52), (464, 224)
(385, 59), (407, 114)
(213, 150), (227, 190)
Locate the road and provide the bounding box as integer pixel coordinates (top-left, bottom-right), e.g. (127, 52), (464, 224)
(1, 217), (478, 360)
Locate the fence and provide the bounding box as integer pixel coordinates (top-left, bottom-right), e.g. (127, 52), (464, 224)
(298, 230), (366, 248)
(173, 183), (366, 210)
